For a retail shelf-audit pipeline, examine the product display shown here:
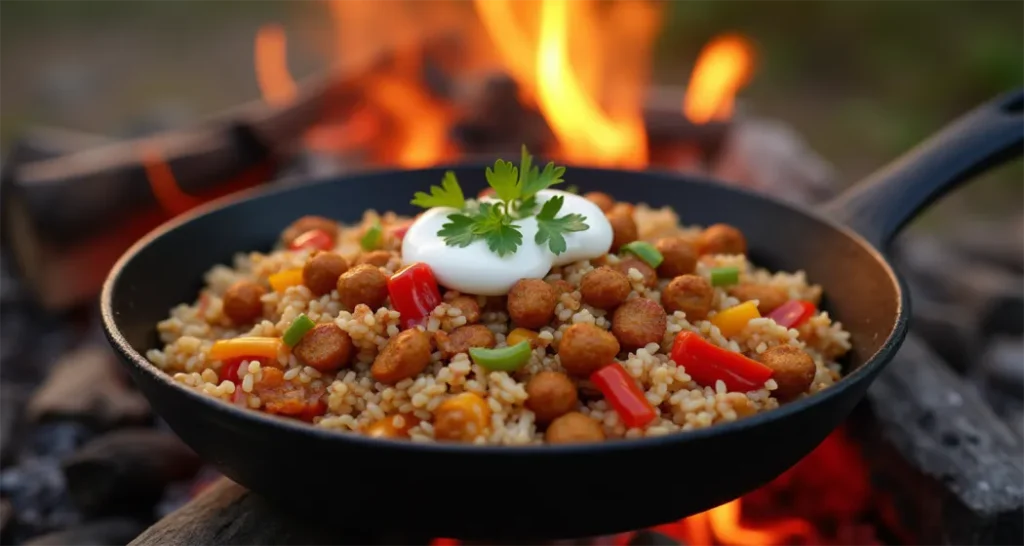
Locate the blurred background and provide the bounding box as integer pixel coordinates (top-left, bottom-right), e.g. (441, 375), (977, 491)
(2, 0), (1021, 217)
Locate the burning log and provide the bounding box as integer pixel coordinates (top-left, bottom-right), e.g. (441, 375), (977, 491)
(62, 429), (202, 516)
(22, 517), (147, 546)
(132, 475), (684, 540)
(0, 45), (414, 312)
(857, 335), (1024, 545)
(129, 477), (429, 546)
(452, 75), (730, 166)
(26, 345), (151, 431)
(0, 127), (113, 166)
(625, 530), (681, 545)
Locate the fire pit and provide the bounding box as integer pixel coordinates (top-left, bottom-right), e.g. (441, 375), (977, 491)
(1, 1), (1021, 545)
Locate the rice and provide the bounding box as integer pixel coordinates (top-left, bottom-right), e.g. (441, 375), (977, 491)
(147, 204), (852, 445)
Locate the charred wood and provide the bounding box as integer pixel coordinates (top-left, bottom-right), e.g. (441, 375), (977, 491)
(23, 517), (147, 546)
(857, 335), (1024, 545)
(129, 477), (430, 546)
(0, 46), (411, 311)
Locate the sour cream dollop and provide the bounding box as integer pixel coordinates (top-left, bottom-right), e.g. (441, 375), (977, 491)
(401, 190), (613, 295)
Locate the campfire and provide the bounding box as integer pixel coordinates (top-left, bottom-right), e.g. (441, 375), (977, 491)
(1, 1), (1021, 545)
(250, 0), (750, 169)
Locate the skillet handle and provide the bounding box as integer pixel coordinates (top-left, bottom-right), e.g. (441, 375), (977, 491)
(822, 89), (1023, 248)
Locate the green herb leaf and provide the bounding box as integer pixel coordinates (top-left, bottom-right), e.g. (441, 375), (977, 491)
(534, 195), (589, 255)
(411, 171), (465, 209)
(514, 195), (538, 218)
(517, 145), (534, 188)
(414, 146), (586, 259)
(520, 159), (566, 198)
(472, 203), (503, 234)
(437, 213), (480, 248)
(485, 159), (521, 202)
(486, 222), (524, 257)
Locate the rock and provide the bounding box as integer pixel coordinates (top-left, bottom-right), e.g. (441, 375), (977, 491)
(946, 215), (1024, 274)
(0, 384), (30, 466)
(62, 429), (202, 516)
(908, 296), (980, 373)
(26, 345), (150, 431)
(20, 422), (94, 460)
(1, 498), (12, 542)
(0, 457), (79, 540)
(893, 235), (1022, 314)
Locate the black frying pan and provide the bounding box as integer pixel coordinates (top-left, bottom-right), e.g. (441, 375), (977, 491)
(101, 90), (1022, 540)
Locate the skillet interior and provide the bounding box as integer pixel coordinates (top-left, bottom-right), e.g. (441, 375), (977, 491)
(102, 165), (904, 539)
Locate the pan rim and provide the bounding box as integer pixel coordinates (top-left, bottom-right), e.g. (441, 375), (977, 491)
(100, 163), (909, 456)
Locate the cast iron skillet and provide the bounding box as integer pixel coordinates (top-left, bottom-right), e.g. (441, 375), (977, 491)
(102, 90), (1022, 540)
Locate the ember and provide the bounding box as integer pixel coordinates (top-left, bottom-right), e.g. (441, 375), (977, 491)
(428, 429), (886, 546)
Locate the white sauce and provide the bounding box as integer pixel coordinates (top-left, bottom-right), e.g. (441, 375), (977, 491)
(401, 190), (613, 295)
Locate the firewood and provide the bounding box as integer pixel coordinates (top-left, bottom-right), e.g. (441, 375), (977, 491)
(22, 517), (147, 546)
(129, 478), (430, 546)
(857, 334), (1024, 545)
(0, 43), (413, 311)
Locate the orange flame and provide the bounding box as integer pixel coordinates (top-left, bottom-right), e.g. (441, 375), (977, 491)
(140, 145), (203, 215)
(475, 0), (652, 167)
(251, 2), (752, 169)
(473, 0), (539, 101)
(683, 34), (755, 123)
(366, 76), (451, 168)
(321, 0), (452, 167)
(254, 24), (297, 107)
(706, 499), (816, 546)
(534, 0), (648, 167)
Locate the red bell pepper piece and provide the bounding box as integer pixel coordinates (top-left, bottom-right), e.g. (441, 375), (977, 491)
(289, 228), (334, 251)
(220, 358), (246, 384)
(766, 300), (817, 329)
(387, 262), (442, 329)
(219, 357), (268, 384)
(670, 331), (773, 392)
(296, 398), (328, 422)
(478, 187), (496, 199)
(590, 363), (656, 428)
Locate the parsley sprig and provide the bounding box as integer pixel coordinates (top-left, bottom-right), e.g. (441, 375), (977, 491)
(410, 146), (589, 257)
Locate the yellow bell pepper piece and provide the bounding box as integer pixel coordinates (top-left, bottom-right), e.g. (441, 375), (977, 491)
(268, 268), (304, 293)
(507, 328), (539, 348)
(710, 301), (761, 338)
(209, 337), (283, 361)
